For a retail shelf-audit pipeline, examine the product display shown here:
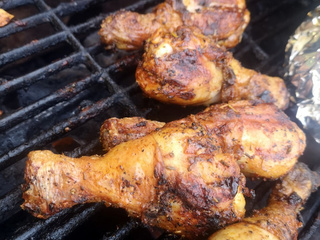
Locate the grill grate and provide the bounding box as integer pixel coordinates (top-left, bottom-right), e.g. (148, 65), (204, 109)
(0, 0), (320, 239)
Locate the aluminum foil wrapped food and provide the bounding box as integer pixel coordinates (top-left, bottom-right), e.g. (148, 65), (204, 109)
(285, 5), (320, 143)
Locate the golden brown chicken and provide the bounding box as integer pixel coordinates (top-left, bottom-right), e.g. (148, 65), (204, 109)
(22, 115), (248, 238)
(21, 101), (306, 235)
(99, 0), (250, 50)
(21, 101), (306, 237)
(99, 101), (305, 179)
(100, 116), (165, 151)
(22, 148), (246, 238)
(136, 26), (289, 109)
(99, 2), (183, 50)
(209, 162), (320, 240)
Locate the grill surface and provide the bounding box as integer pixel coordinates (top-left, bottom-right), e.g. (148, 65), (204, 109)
(0, 0), (320, 239)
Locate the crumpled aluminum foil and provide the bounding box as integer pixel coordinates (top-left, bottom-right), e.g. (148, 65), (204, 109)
(285, 5), (320, 143)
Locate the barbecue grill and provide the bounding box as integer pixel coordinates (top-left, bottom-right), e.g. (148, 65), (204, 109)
(1, 0), (320, 239)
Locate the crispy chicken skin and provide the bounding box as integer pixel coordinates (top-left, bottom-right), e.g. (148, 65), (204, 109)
(99, 101), (305, 179)
(22, 123), (246, 237)
(171, 0), (250, 48)
(220, 58), (289, 110)
(22, 150), (245, 238)
(136, 26), (289, 109)
(99, 3), (182, 50)
(209, 162), (320, 240)
(100, 117), (165, 152)
(21, 101), (305, 237)
(99, 0), (250, 50)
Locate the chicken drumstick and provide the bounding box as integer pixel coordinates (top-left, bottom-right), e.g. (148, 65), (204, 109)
(101, 101), (305, 179)
(22, 101), (305, 238)
(136, 26), (289, 109)
(99, 0), (250, 50)
(209, 162), (320, 240)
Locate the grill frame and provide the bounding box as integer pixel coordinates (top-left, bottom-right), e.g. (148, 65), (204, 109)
(0, 0), (320, 239)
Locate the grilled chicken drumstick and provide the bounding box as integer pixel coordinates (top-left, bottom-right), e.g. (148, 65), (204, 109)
(22, 101), (305, 238)
(209, 162), (320, 240)
(22, 104), (254, 238)
(100, 101), (305, 179)
(136, 26), (289, 109)
(99, 0), (250, 50)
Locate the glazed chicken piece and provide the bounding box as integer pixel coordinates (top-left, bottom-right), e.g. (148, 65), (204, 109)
(209, 162), (320, 240)
(99, 0), (250, 50)
(100, 117), (165, 151)
(136, 26), (289, 109)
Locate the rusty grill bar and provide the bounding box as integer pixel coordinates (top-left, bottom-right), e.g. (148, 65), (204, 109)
(0, 0), (320, 239)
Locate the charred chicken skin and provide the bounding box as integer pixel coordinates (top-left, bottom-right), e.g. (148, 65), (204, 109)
(136, 26), (289, 109)
(209, 162), (320, 240)
(99, 0), (250, 50)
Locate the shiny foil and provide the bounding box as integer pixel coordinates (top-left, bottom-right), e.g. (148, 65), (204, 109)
(285, 5), (320, 143)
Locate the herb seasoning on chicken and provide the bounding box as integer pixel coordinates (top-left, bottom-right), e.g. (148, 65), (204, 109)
(136, 26), (289, 109)
(21, 101), (305, 238)
(99, 0), (250, 50)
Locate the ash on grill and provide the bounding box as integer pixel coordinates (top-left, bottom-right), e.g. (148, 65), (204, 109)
(0, 0), (320, 240)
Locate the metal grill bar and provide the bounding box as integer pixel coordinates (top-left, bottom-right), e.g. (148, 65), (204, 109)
(0, 0), (160, 39)
(0, 52), (84, 95)
(246, 0), (291, 22)
(48, 14), (101, 69)
(69, 14), (105, 35)
(38, 203), (105, 240)
(300, 203), (320, 239)
(102, 219), (141, 240)
(300, 212), (320, 240)
(0, 0), (33, 9)
(233, 32), (269, 61)
(0, 85), (142, 171)
(0, 0), (159, 38)
(0, 72), (99, 131)
(0, 50), (140, 170)
(39, 0), (108, 15)
(0, 187), (22, 223)
(5, 204), (103, 240)
(0, 32), (68, 67)
(0, 12), (52, 39)
(0, 87), (114, 169)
